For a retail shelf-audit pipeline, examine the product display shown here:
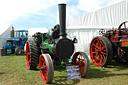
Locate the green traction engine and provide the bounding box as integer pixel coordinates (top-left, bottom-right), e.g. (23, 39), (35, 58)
(25, 4), (90, 83)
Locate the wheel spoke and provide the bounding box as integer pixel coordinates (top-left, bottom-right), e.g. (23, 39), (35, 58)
(99, 40), (102, 47)
(100, 59), (103, 64)
(124, 23), (126, 29)
(93, 53), (98, 62)
(99, 55), (103, 64)
(43, 65), (47, 69)
(96, 39), (101, 47)
(103, 49), (106, 52)
(92, 44), (98, 48)
(101, 47), (105, 51)
(94, 47), (98, 51)
(41, 57), (44, 61)
(102, 55), (106, 62)
(96, 55), (100, 62)
(81, 66), (85, 75)
(45, 74), (47, 80)
(101, 52), (106, 55)
(91, 52), (97, 54)
(100, 40), (104, 46)
(81, 62), (85, 67)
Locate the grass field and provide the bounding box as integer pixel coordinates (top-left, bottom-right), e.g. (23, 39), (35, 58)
(0, 54), (128, 85)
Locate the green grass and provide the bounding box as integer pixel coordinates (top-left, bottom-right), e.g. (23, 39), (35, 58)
(0, 54), (128, 85)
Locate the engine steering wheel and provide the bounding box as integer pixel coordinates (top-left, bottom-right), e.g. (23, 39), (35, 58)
(118, 21), (128, 35)
(118, 21), (128, 30)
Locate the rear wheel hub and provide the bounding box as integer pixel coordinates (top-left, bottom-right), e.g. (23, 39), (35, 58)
(97, 49), (100, 54)
(41, 66), (44, 71)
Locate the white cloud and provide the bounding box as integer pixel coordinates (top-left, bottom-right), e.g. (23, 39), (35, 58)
(67, 5), (81, 19)
(57, 5), (81, 24)
(0, 0), (35, 24)
(0, 0), (70, 24)
(77, 0), (124, 12)
(0, 0), (124, 28)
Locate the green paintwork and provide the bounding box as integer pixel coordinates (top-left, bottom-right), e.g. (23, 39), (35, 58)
(43, 38), (54, 55)
(33, 30), (69, 66)
(34, 32), (54, 55)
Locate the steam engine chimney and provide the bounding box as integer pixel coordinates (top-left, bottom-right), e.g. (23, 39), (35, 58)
(58, 4), (67, 38)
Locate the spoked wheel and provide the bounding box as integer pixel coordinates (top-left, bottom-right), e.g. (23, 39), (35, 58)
(26, 40), (38, 70)
(72, 52), (90, 78)
(90, 36), (113, 67)
(39, 54), (54, 83)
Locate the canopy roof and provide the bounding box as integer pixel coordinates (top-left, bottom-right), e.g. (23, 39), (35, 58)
(0, 24), (13, 35)
(0, 24), (13, 48)
(67, 0), (128, 29)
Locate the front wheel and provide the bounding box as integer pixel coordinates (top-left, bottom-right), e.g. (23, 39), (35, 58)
(15, 47), (21, 55)
(39, 54), (54, 83)
(72, 52), (90, 78)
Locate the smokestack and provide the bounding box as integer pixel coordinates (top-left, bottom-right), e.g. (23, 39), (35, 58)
(58, 3), (67, 38)
(11, 27), (14, 37)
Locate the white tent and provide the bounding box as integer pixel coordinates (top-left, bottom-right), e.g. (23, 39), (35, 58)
(28, 28), (49, 37)
(0, 24), (13, 48)
(67, 0), (128, 56)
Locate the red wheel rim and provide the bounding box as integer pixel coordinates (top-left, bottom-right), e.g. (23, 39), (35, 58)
(72, 52), (86, 77)
(26, 41), (30, 69)
(39, 55), (47, 83)
(90, 37), (106, 66)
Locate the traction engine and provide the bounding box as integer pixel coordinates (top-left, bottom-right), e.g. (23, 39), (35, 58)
(90, 21), (128, 67)
(26, 4), (90, 83)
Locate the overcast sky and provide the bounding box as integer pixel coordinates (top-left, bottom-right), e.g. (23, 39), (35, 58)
(0, 0), (123, 29)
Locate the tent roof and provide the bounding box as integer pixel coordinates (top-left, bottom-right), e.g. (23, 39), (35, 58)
(67, 0), (128, 29)
(0, 24), (13, 35)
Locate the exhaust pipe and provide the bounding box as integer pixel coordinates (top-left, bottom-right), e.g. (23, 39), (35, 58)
(58, 4), (67, 38)
(11, 27), (14, 37)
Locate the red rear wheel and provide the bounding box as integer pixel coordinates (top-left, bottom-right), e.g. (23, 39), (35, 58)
(39, 54), (54, 83)
(90, 36), (112, 67)
(26, 40), (38, 70)
(72, 52), (90, 78)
